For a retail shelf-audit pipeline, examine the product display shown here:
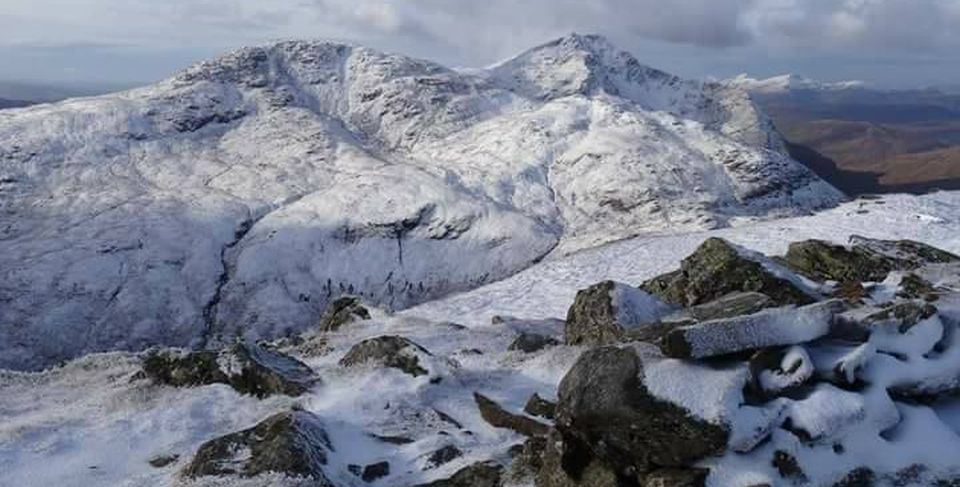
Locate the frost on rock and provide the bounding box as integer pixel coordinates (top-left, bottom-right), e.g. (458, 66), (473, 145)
(662, 300), (845, 359)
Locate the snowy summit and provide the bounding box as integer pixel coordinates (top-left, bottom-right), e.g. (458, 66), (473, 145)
(0, 34), (842, 371)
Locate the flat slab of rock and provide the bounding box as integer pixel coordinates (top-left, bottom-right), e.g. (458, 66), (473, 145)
(662, 300), (846, 359)
(642, 237), (814, 308)
(555, 346), (728, 475)
(181, 410), (335, 484)
(565, 280), (674, 347)
(142, 341), (318, 397)
(339, 335), (433, 377)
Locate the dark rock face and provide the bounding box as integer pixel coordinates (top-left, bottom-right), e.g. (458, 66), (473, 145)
(361, 461), (390, 482)
(509, 332), (560, 353)
(555, 346), (727, 478)
(535, 428), (620, 487)
(147, 454), (179, 468)
(641, 467), (709, 487)
(642, 238), (813, 308)
(318, 296), (371, 332)
(142, 342), (318, 397)
(565, 281), (628, 347)
(565, 281), (671, 347)
(339, 335), (432, 377)
(524, 393), (557, 420)
(426, 445), (463, 468)
(474, 392), (549, 437)
(865, 302), (938, 332)
(416, 461), (504, 487)
(181, 410), (334, 484)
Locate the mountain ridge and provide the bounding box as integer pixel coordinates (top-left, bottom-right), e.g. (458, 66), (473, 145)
(0, 34), (843, 370)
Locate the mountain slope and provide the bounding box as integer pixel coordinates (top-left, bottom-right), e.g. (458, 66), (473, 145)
(0, 34), (843, 370)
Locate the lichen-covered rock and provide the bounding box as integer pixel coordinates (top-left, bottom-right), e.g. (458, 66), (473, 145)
(474, 392), (549, 437)
(662, 300), (845, 359)
(782, 236), (959, 284)
(508, 332), (560, 353)
(684, 292), (774, 321)
(642, 238), (814, 308)
(782, 239), (892, 283)
(565, 281), (673, 347)
(181, 410), (334, 483)
(555, 346), (728, 476)
(416, 461), (504, 487)
(339, 335), (432, 377)
(142, 341), (318, 397)
(897, 273), (938, 301)
(318, 296), (371, 332)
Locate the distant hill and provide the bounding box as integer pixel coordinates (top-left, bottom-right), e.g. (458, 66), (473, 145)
(0, 98), (33, 109)
(735, 79), (960, 195)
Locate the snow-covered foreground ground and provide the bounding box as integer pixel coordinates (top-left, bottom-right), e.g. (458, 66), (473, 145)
(2, 191), (960, 487)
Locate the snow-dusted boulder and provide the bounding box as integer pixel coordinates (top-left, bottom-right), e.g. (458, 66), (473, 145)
(642, 237), (816, 308)
(554, 346), (728, 478)
(316, 296), (371, 332)
(662, 300), (846, 359)
(339, 335), (443, 378)
(563, 281), (674, 346)
(181, 410), (334, 483)
(142, 341), (318, 397)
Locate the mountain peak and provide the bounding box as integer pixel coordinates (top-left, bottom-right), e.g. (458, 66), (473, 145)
(727, 73), (866, 94)
(489, 33), (679, 103)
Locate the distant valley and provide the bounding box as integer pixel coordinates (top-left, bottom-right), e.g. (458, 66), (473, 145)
(741, 80), (960, 194)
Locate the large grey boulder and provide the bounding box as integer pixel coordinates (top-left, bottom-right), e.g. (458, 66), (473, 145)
(554, 346), (727, 479)
(642, 237), (814, 308)
(662, 300), (846, 359)
(181, 410), (335, 483)
(564, 281), (674, 347)
(142, 341), (318, 397)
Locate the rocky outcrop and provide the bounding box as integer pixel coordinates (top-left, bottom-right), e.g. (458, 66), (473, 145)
(181, 410), (334, 483)
(317, 296), (371, 332)
(142, 341), (318, 397)
(509, 332), (560, 353)
(524, 393), (557, 420)
(642, 238), (814, 308)
(474, 392), (549, 437)
(339, 335), (433, 377)
(565, 281), (673, 347)
(554, 346), (727, 480)
(782, 236), (960, 284)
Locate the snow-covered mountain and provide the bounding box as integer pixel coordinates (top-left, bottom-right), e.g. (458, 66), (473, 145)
(0, 34), (843, 370)
(726, 73), (866, 94)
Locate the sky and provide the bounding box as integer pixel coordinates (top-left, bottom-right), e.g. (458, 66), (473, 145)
(0, 0), (958, 91)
